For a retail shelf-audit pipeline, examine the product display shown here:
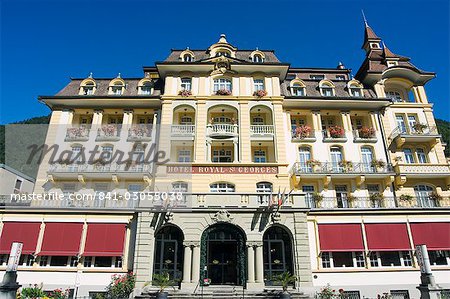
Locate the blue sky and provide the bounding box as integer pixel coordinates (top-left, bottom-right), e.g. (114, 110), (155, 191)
(1, 0), (449, 123)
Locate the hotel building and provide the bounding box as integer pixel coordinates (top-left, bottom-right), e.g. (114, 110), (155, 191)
(1, 21), (449, 298)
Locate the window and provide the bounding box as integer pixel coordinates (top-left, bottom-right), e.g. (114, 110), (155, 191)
(14, 179), (22, 194)
(342, 291), (361, 299)
(355, 252), (366, 267)
(177, 150), (191, 162)
(140, 81), (152, 95)
(216, 51), (230, 57)
(114, 256), (123, 268)
(302, 185), (315, 208)
(403, 148), (415, 164)
(321, 252), (331, 268)
(62, 184), (76, 201)
(94, 257), (112, 267)
(100, 145), (113, 164)
(210, 182), (235, 192)
(83, 256), (92, 267)
(298, 147), (312, 172)
(256, 182), (272, 193)
(83, 82), (95, 95)
(387, 61), (398, 67)
(386, 91), (402, 102)
(361, 147), (374, 172)
(254, 150), (266, 163)
(19, 255), (35, 267)
(253, 79), (264, 91)
(263, 226), (294, 281)
(380, 252), (401, 266)
(291, 83), (305, 96)
(181, 78), (192, 91)
(349, 85), (363, 97)
(128, 184), (143, 193)
(369, 252), (379, 267)
(330, 147), (343, 172)
(172, 182), (188, 193)
(50, 256), (70, 267)
(212, 116), (232, 124)
(253, 54), (264, 62)
(183, 54), (193, 62)
(213, 78), (232, 92)
(252, 116), (264, 125)
(396, 115), (407, 133)
(39, 256), (49, 267)
(212, 149), (232, 162)
(401, 251), (413, 267)
(335, 185), (349, 208)
(111, 82), (124, 95)
(0, 255), (8, 266)
(407, 115), (417, 132)
(310, 75), (324, 80)
(332, 252), (353, 267)
(428, 250), (449, 266)
(390, 290), (410, 299)
(414, 184), (436, 207)
(336, 75), (346, 81)
(416, 148), (427, 163)
(180, 116), (193, 125)
(70, 256), (78, 267)
(319, 81), (335, 96)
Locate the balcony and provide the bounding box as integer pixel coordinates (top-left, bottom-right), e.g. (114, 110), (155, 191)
(291, 126), (316, 142)
(128, 124), (152, 141)
(322, 128), (347, 142)
(389, 125), (440, 148)
(190, 192), (304, 208)
(97, 124), (121, 141)
(250, 125), (274, 139)
(171, 125), (195, 137)
(206, 124), (238, 138)
(65, 126), (90, 141)
(353, 128), (377, 143)
(395, 163), (450, 177)
(306, 195), (450, 210)
(292, 162), (394, 176)
(48, 162), (152, 180)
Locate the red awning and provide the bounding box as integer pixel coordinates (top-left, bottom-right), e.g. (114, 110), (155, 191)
(410, 222), (450, 250)
(0, 222), (41, 254)
(365, 223), (411, 251)
(83, 223), (126, 256)
(318, 224), (364, 252)
(39, 223), (83, 256)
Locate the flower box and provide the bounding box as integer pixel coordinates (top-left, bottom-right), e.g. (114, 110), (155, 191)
(215, 89), (232, 96)
(328, 126), (345, 138)
(178, 89), (192, 97)
(358, 127), (376, 138)
(293, 125), (312, 139)
(253, 89), (267, 98)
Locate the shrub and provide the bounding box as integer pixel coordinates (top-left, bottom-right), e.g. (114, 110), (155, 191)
(104, 272), (135, 299)
(21, 284), (46, 299)
(294, 125), (312, 139)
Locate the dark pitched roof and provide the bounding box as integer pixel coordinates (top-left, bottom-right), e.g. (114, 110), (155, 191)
(55, 78), (162, 97)
(164, 49), (281, 64)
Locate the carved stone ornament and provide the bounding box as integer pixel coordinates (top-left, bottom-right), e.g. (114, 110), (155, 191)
(271, 212), (281, 223)
(212, 209), (234, 223)
(164, 212), (174, 223)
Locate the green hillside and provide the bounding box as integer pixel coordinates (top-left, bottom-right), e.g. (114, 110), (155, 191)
(436, 118), (450, 157)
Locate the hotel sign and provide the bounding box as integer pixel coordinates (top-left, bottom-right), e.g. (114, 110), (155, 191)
(167, 166), (278, 174)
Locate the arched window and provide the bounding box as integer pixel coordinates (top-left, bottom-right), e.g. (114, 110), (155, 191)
(154, 226), (184, 281)
(181, 78), (192, 91)
(263, 226), (294, 285)
(216, 50), (230, 57)
(183, 54), (193, 62)
(253, 54), (264, 63)
(139, 80), (153, 95)
(330, 146), (343, 172)
(319, 80), (335, 97)
(291, 82), (306, 96)
(349, 83), (363, 97)
(82, 82), (95, 95)
(110, 81), (125, 95)
(385, 91), (403, 102)
(416, 148), (427, 164)
(210, 182), (235, 193)
(298, 147), (312, 172)
(213, 78), (232, 93)
(414, 185), (436, 207)
(361, 146), (374, 172)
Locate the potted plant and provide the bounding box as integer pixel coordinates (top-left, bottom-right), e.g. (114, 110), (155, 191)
(428, 192), (442, 203)
(21, 284), (46, 299)
(328, 126), (345, 138)
(339, 160), (353, 172)
(412, 123), (428, 133)
(105, 272), (135, 299)
(399, 194), (414, 206)
(253, 89), (267, 98)
(346, 195), (357, 207)
(272, 272), (297, 299)
(215, 88), (232, 96)
(202, 277), (211, 286)
(294, 125), (312, 139)
(307, 159), (321, 172)
(316, 284), (345, 299)
(358, 127), (376, 138)
(313, 193), (323, 206)
(370, 192), (384, 207)
(371, 159), (386, 170)
(178, 90), (192, 97)
(152, 272), (175, 299)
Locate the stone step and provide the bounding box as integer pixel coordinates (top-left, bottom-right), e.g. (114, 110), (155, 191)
(135, 290), (311, 299)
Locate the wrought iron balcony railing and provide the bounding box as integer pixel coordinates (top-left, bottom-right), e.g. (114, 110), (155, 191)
(128, 124), (152, 141)
(389, 125), (440, 140)
(65, 126), (91, 141)
(292, 162), (394, 175)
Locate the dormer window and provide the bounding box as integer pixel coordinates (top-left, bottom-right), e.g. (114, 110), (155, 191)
(216, 51), (230, 57)
(319, 80), (335, 97)
(181, 78), (192, 91)
(83, 82), (95, 95)
(348, 80), (363, 97)
(387, 61), (398, 67)
(291, 81), (306, 96)
(370, 42), (380, 49)
(111, 82), (124, 95)
(310, 75), (325, 80)
(386, 91), (403, 102)
(139, 80), (153, 95)
(253, 54), (264, 63)
(183, 54), (193, 62)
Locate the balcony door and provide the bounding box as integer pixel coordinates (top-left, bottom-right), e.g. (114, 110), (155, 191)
(361, 147), (374, 172)
(395, 115), (407, 133)
(330, 147), (343, 172)
(298, 147), (312, 172)
(414, 185), (436, 207)
(335, 185), (349, 208)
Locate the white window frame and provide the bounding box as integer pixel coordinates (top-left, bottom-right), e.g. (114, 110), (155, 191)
(213, 78), (232, 92)
(210, 182), (235, 193)
(177, 150), (191, 163)
(181, 78), (192, 91)
(253, 79), (264, 91)
(254, 150), (267, 163)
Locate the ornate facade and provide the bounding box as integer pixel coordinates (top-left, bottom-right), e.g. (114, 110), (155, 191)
(1, 22), (450, 298)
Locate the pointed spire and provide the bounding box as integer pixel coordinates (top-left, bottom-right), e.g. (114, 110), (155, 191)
(382, 41), (399, 59)
(117, 72), (121, 79)
(218, 34), (228, 43)
(88, 72), (93, 78)
(361, 12), (382, 52)
(362, 9), (368, 27)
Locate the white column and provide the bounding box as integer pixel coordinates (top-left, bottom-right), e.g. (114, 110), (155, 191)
(247, 244), (255, 283)
(206, 140), (212, 162)
(233, 140), (239, 162)
(182, 244), (192, 283)
(191, 244), (201, 284)
(255, 243), (264, 283)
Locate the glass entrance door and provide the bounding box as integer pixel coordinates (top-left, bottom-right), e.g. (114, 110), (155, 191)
(208, 240), (238, 285)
